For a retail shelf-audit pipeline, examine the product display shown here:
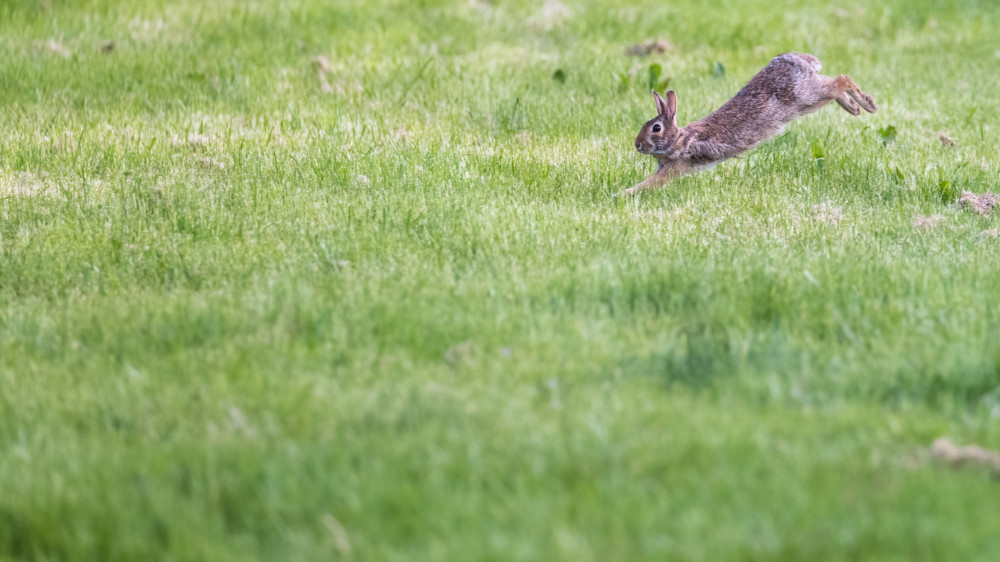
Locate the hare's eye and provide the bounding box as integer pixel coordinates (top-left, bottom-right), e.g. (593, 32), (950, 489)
(652, 124), (662, 133)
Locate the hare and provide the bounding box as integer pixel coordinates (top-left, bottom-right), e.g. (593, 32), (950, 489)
(621, 53), (876, 195)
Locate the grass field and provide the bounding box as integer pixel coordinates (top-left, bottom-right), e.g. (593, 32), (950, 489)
(2, 0), (1000, 560)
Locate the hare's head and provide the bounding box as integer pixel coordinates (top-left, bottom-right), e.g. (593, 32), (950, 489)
(634, 90), (679, 155)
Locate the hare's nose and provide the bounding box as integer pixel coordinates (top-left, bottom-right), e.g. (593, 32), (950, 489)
(635, 141), (641, 149)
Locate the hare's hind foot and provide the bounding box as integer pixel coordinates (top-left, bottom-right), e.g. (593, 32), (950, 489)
(835, 94), (861, 116)
(833, 74), (877, 114)
(852, 89), (877, 113)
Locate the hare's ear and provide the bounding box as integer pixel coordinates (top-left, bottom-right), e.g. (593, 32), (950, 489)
(664, 90), (678, 125)
(652, 90), (669, 116)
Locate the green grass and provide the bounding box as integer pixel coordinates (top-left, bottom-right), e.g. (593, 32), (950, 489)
(2, 0), (1000, 560)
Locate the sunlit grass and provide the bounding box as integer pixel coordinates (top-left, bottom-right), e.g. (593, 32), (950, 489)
(2, 0), (1000, 560)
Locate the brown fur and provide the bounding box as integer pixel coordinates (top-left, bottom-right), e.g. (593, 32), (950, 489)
(621, 53), (876, 195)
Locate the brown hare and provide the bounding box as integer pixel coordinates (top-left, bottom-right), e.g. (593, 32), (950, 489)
(621, 52), (876, 196)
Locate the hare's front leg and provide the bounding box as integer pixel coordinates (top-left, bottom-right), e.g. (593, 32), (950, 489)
(619, 177), (661, 196)
(617, 167), (675, 196)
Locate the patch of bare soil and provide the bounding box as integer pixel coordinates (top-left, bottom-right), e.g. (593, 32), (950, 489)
(912, 214), (944, 230)
(931, 438), (1000, 472)
(959, 190), (999, 217)
(626, 39), (674, 57)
